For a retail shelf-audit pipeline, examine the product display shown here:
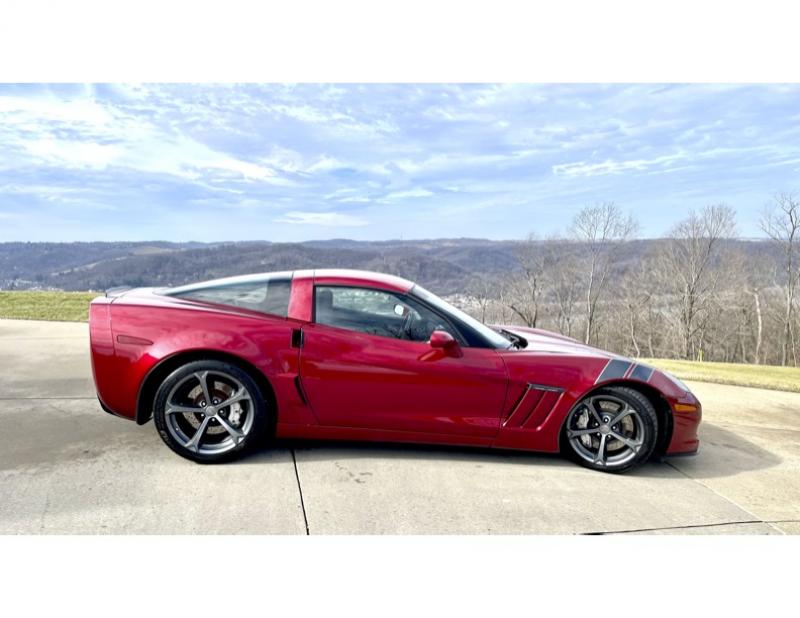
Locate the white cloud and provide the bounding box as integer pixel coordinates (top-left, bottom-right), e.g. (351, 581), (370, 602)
(392, 150), (538, 175)
(12, 132), (288, 184)
(305, 155), (345, 173)
(257, 146), (306, 174)
(212, 156), (276, 181)
(0, 92), (289, 184)
(267, 103), (397, 137)
(382, 188), (434, 200)
(336, 196), (371, 203)
(0, 95), (116, 126)
(324, 188), (357, 199)
(23, 137), (122, 169)
(270, 104), (342, 125)
(553, 157), (668, 177)
(1, 183), (80, 195)
(552, 145), (800, 178)
(274, 211), (368, 226)
(423, 106), (484, 122)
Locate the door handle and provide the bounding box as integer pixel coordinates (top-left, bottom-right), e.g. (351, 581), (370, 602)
(291, 328), (304, 348)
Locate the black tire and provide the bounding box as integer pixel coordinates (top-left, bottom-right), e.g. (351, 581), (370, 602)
(153, 360), (270, 463)
(562, 386), (658, 473)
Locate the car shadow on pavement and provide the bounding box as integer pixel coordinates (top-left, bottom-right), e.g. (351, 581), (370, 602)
(661, 421), (783, 480)
(234, 420), (781, 480)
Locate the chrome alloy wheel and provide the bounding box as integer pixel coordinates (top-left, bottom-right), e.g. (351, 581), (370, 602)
(565, 394), (645, 468)
(164, 370), (255, 456)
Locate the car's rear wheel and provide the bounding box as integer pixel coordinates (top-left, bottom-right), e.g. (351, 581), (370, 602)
(563, 386), (658, 473)
(153, 360), (269, 463)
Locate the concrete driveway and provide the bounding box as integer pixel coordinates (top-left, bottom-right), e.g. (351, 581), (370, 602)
(1, 319), (798, 534)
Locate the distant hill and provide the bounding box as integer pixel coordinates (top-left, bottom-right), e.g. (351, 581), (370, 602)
(0, 238), (779, 295)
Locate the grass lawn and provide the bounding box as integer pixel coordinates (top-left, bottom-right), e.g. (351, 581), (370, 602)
(645, 358), (800, 393)
(0, 291), (98, 322)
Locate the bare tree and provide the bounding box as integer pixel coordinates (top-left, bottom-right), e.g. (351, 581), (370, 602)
(761, 192), (800, 366)
(502, 234), (550, 327)
(618, 257), (657, 358)
(467, 276), (495, 323)
(488, 284), (509, 325)
(739, 250), (777, 364)
(443, 195), (800, 367)
(713, 249), (757, 363)
(658, 204), (737, 360)
(548, 249), (581, 338)
(572, 202), (638, 344)
(751, 288), (764, 363)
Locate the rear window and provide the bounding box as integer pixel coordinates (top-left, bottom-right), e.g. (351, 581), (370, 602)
(166, 276), (292, 317)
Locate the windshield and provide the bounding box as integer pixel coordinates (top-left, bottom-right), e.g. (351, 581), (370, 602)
(412, 285), (512, 349)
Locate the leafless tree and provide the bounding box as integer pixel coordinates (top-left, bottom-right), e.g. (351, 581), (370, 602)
(549, 251), (581, 338)
(712, 250), (756, 363)
(467, 276), (495, 323)
(618, 257), (657, 358)
(501, 234), (550, 328)
(658, 204), (737, 360)
(737, 250), (777, 364)
(571, 202), (638, 344)
(761, 192), (800, 366)
(447, 195), (800, 367)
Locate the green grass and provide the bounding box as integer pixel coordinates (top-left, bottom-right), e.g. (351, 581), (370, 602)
(645, 358), (800, 393)
(0, 291), (97, 322)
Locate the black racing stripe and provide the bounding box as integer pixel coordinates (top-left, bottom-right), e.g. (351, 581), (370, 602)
(597, 359), (633, 383)
(629, 364), (655, 382)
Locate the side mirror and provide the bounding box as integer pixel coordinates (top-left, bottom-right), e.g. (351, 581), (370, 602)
(429, 330), (458, 351)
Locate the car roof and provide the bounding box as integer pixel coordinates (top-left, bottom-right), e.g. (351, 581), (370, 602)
(165, 269), (414, 295)
(164, 270), (294, 295)
(309, 269), (414, 293)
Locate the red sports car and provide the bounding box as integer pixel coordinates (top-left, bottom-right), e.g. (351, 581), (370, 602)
(89, 269), (701, 472)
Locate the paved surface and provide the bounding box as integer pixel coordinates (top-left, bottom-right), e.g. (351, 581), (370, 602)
(1, 319), (798, 534)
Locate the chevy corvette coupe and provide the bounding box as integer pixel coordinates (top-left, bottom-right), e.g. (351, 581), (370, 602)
(90, 269), (701, 472)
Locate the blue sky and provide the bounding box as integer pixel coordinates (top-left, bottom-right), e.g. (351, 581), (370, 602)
(1, 83), (799, 242)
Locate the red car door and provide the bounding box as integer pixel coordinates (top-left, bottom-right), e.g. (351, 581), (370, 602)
(297, 285), (508, 438)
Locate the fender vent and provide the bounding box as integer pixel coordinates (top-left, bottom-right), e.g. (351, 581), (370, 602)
(504, 383), (564, 429)
(291, 328), (304, 348)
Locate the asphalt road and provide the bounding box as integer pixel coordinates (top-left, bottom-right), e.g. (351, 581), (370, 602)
(1, 319), (798, 534)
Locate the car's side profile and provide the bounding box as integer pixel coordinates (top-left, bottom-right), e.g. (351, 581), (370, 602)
(90, 269), (701, 473)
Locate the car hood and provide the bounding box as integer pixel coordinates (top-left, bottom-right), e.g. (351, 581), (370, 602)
(496, 325), (617, 359)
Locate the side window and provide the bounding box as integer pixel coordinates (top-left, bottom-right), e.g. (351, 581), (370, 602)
(314, 285), (462, 343)
(169, 278), (291, 317)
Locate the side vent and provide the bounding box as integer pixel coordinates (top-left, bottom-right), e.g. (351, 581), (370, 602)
(291, 328), (304, 348)
(503, 383), (564, 429)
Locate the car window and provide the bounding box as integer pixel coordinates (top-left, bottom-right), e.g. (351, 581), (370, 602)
(167, 277), (292, 316)
(314, 285), (462, 343)
(412, 284), (512, 349)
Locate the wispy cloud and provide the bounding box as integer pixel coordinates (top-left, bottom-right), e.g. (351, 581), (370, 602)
(382, 188), (434, 200)
(274, 211), (369, 226)
(2, 83), (800, 242)
(553, 145), (800, 178)
(553, 153), (691, 177)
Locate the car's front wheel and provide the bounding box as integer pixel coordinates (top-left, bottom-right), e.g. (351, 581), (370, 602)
(563, 386), (658, 473)
(153, 360), (269, 463)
